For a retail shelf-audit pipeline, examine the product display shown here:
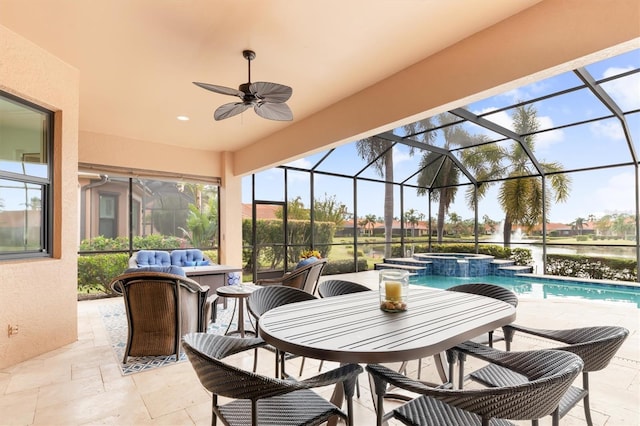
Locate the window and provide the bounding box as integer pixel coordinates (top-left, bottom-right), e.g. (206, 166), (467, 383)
(98, 193), (118, 239)
(78, 168), (220, 260)
(0, 91), (52, 259)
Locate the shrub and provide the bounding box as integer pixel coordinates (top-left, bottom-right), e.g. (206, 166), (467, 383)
(546, 254), (636, 281)
(78, 253), (129, 295)
(323, 258), (368, 275)
(391, 243), (531, 265)
(79, 234), (183, 251)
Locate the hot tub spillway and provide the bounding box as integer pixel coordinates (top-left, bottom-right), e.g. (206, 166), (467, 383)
(375, 253), (503, 277)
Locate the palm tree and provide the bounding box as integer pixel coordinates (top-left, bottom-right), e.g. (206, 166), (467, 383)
(359, 214), (378, 237)
(356, 119), (434, 256)
(571, 217), (586, 235)
(499, 105), (570, 245)
(403, 208), (424, 237)
(461, 104), (570, 246)
(416, 114), (477, 242)
(178, 197), (218, 248)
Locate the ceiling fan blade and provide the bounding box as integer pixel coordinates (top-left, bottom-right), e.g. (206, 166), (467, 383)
(194, 82), (244, 98)
(214, 102), (252, 120)
(254, 102), (293, 121)
(251, 82), (292, 103)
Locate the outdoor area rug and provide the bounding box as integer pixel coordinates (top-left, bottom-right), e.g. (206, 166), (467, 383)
(99, 299), (254, 375)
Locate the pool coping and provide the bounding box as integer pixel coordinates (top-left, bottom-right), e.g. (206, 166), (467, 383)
(514, 273), (640, 290)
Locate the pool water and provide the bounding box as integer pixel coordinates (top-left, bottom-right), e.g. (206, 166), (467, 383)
(410, 275), (640, 309)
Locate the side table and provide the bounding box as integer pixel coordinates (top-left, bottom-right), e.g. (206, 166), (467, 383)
(216, 284), (260, 338)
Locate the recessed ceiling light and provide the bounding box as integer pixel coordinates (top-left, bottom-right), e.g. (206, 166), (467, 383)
(177, 115), (190, 121)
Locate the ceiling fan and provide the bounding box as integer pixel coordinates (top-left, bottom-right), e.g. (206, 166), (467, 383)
(193, 50), (293, 121)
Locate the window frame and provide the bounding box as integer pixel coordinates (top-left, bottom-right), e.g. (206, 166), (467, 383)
(0, 90), (53, 260)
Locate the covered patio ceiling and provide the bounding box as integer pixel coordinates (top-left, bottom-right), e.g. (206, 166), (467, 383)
(0, 1), (638, 178)
(0, 0), (543, 152)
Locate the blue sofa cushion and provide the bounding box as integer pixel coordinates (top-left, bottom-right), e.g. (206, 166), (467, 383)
(135, 250), (171, 267)
(170, 249), (210, 267)
(124, 265), (186, 276)
(295, 256), (318, 270)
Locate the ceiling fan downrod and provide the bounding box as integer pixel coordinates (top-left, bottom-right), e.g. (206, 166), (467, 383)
(243, 50), (255, 84)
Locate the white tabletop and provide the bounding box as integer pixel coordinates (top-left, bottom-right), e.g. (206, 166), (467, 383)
(259, 287), (516, 364)
(215, 283), (260, 297)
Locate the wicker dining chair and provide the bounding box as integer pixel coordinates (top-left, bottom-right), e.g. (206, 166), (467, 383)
(447, 283), (519, 347)
(246, 285), (318, 378)
(255, 258), (328, 295)
(463, 324), (629, 426)
(183, 332), (362, 426)
(317, 279), (371, 298)
(367, 347), (584, 426)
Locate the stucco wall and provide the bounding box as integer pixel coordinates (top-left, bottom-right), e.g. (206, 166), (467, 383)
(78, 131), (222, 178)
(0, 25), (80, 369)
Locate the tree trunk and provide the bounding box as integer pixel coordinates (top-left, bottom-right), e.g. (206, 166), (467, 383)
(437, 199), (446, 243)
(503, 215), (513, 248)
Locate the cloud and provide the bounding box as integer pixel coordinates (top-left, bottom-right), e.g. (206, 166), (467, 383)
(501, 80), (551, 103)
(472, 107), (563, 151)
(593, 171), (636, 215)
(589, 120), (625, 140)
(601, 67), (640, 111)
(285, 158), (312, 168)
(534, 116), (564, 151)
(392, 146), (413, 166)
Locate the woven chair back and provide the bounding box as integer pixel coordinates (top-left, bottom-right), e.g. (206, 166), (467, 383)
(318, 279), (371, 298)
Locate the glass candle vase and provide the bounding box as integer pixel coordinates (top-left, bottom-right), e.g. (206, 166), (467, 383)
(379, 269), (409, 312)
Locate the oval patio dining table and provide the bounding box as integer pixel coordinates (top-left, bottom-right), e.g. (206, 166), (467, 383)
(259, 286), (517, 425)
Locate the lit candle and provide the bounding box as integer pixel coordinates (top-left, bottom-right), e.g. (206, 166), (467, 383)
(385, 281), (402, 301)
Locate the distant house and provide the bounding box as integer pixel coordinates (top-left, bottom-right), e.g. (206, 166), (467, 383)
(531, 221), (596, 237)
(241, 203), (280, 220)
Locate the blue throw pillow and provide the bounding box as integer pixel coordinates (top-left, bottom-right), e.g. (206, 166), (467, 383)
(182, 261), (196, 266)
(195, 260), (210, 266)
(125, 266), (186, 276)
(295, 256), (317, 270)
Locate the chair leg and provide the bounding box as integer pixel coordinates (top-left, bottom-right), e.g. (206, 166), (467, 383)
(253, 347), (258, 373)
(212, 396), (218, 426)
(550, 406), (560, 426)
(503, 326), (515, 351)
(299, 356), (306, 376)
(457, 352), (467, 389)
(445, 349), (457, 388)
(211, 300), (218, 323)
(274, 349), (280, 378)
(583, 373), (593, 426)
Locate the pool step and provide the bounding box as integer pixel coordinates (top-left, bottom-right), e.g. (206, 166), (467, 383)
(374, 263), (428, 275)
(375, 258), (431, 276)
(495, 265), (534, 277)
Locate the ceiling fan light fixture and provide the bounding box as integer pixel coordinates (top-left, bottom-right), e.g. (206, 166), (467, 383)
(194, 50), (293, 121)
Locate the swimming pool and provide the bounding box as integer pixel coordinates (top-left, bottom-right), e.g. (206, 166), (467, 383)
(410, 274), (640, 308)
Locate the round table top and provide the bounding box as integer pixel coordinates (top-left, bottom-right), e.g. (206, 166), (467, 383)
(216, 283), (260, 297)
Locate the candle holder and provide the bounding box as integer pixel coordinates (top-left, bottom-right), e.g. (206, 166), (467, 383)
(379, 269), (409, 312)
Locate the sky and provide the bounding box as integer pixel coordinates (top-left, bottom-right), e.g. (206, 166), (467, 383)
(243, 48), (640, 226)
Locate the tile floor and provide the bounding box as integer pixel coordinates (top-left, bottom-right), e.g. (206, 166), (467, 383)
(0, 276), (638, 425)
